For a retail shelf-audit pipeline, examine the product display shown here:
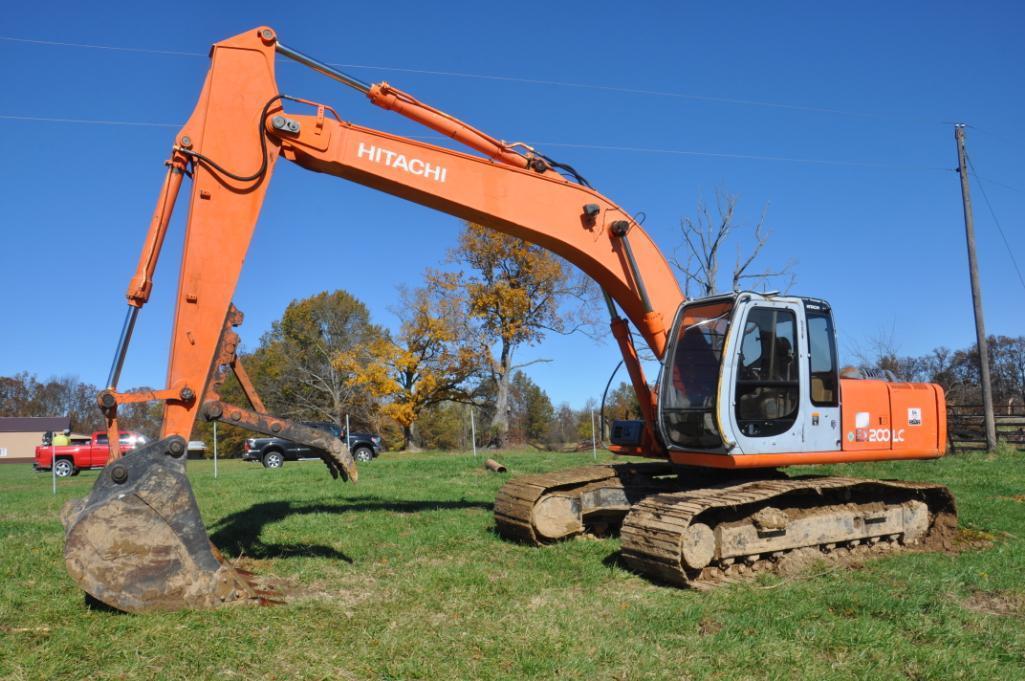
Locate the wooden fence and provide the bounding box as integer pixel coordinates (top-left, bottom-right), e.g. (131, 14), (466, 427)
(947, 404), (1025, 452)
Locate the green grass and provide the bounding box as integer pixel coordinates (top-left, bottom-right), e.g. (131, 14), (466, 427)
(2, 447), (1024, 680)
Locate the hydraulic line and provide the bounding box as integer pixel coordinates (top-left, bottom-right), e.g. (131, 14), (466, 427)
(275, 42), (372, 94)
(105, 306), (139, 390)
(174, 95), (287, 183)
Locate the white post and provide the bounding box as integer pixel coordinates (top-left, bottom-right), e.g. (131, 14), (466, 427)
(470, 407), (477, 458)
(51, 443), (57, 495)
(346, 414), (351, 453)
(213, 420), (219, 479)
(591, 409), (597, 461)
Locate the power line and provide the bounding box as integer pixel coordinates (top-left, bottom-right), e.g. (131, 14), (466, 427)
(0, 34), (940, 124)
(967, 172), (1024, 195)
(327, 63), (915, 121)
(0, 35), (204, 57)
(0, 112), (951, 171)
(962, 123), (1025, 150)
(966, 153), (1025, 293)
(513, 140), (950, 171)
(0, 114), (176, 127)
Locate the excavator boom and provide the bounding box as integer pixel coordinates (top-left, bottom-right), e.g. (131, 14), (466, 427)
(66, 27), (679, 611)
(113, 26), (676, 452)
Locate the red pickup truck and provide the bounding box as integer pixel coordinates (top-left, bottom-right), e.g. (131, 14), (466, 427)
(34, 431), (148, 477)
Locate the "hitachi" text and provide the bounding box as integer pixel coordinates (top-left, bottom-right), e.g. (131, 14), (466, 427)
(356, 142), (447, 183)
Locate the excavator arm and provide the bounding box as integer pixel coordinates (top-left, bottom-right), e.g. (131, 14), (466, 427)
(110, 26), (681, 455)
(64, 26), (684, 612)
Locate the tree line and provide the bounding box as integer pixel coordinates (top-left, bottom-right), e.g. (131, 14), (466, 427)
(0, 373), (162, 436)
(855, 334), (1025, 412)
(6, 330), (1020, 453)
(2, 193), (806, 453)
(7, 194), (1019, 452)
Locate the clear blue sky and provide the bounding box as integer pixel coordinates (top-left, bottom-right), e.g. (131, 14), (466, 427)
(1, 1), (1022, 409)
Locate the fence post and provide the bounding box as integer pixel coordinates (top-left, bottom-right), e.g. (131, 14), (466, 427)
(470, 407), (477, 458)
(591, 409), (598, 461)
(51, 444), (56, 496)
(213, 420), (218, 479)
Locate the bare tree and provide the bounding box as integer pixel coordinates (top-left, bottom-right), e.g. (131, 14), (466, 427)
(846, 322), (926, 382)
(672, 190), (795, 297)
(848, 322), (901, 373)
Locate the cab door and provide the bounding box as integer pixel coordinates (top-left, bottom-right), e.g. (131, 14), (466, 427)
(802, 302), (842, 453)
(723, 300), (806, 454)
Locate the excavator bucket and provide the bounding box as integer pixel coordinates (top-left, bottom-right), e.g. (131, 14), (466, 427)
(61, 436), (264, 613)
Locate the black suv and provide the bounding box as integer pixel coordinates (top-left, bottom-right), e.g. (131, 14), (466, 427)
(242, 422), (382, 469)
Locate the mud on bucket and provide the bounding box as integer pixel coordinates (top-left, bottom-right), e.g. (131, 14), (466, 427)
(62, 436), (260, 613)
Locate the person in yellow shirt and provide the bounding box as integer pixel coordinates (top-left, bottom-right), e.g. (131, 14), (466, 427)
(52, 429), (71, 447)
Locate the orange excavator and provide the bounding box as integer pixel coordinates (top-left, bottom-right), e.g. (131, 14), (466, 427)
(62, 27), (956, 612)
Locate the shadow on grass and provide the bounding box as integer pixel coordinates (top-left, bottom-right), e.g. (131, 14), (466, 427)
(85, 593), (128, 614)
(209, 496), (492, 560)
(601, 551), (629, 571)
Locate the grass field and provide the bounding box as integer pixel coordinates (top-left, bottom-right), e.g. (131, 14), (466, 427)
(2, 447), (1024, 680)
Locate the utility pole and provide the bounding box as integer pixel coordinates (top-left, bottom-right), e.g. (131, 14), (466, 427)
(954, 124), (997, 451)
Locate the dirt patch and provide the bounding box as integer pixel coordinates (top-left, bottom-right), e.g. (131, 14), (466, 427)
(286, 575), (379, 608)
(232, 556), (275, 573)
(918, 507), (961, 553)
(525, 586), (591, 612)
(0, 625), (51, 638)
(697, 617), (722, 636)
(997, 494), (1025, 504)
(949, 527), (997, 553)
(228, 562), (380, 612)
(960, 590), (1025, 617)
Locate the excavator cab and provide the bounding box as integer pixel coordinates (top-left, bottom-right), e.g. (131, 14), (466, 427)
(503, 290), (954, 577)
(659, 292), (842, 457)
(656, 291), (945, 467)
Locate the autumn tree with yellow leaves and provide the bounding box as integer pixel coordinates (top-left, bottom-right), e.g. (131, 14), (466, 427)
(334, 285), (483, 450)
(437, 224), (598, 447)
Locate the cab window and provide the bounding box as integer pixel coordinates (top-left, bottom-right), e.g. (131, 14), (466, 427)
(660, 300), (732, 449)
(735, 307), (799, 437)
(806, 308), (839, 407)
